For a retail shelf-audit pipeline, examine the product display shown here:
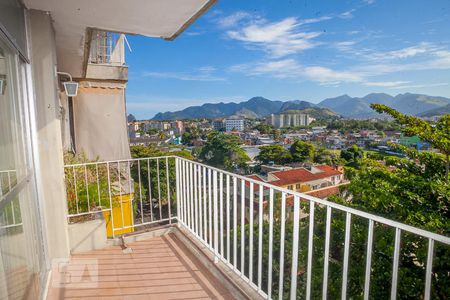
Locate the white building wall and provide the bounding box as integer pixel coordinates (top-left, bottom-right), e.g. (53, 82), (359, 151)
(29, 10), (70, 260)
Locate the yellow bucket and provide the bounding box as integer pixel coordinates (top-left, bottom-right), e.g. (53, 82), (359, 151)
(103, 193), (135, 237)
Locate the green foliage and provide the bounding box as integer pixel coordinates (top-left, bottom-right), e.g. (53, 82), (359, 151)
(290, 140), (315, 163)
(326, 118), (401, 132)
(314, 147), (342, 165)
(254, 123), (274, 134)
(340, 144), (363, 167)
(200, 132), (250, 171)
(181, 127), (201, 146)
(256, 144), (291, 164)
(371, 104), (450, 180)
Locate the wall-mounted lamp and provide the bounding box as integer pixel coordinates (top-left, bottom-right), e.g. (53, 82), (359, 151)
(0, 75), (6, 95)
(57, 71), (78, 97)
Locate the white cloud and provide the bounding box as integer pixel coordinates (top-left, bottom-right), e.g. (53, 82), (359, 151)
(363, 0), (376, 4)
(339, 9), (356, 19)
(364, 81), (411, 87)
(227, 16), (328, 57)
(216, 11), (251, 28)
(143, 66), (225, 82)
(230, 59), (363, 85)
(389, 82), (449, 89)
(382, 43), (431, 59)
(303, 66), (363, 84)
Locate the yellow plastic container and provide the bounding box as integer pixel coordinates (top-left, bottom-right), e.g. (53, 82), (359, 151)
(103, 193), (135, 237)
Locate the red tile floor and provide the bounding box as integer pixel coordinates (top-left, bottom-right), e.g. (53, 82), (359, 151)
(47, 233), (234, 299)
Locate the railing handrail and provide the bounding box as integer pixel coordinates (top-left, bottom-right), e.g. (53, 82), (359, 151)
(175, 157), (450, 245)
(63, 155), (449, 299)
(64, 155), (450, 245)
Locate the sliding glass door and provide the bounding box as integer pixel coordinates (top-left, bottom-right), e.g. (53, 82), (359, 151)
(0, 37), (45, 300)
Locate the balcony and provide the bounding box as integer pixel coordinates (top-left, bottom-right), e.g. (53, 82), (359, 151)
(59, 156), (450, 299)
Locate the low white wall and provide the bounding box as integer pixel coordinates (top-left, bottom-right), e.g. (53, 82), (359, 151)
(68, 219), (107, 254)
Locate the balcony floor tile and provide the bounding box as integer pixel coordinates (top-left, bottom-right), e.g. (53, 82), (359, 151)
(47, 234), (234, 299)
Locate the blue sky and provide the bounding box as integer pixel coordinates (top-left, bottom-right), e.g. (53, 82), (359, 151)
(125, 0), (450, 119)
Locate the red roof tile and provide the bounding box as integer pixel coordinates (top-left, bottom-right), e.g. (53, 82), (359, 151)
(265, 165), (342, 187)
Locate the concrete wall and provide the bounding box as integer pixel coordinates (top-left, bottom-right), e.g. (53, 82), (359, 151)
(68, 219), (107, 253)
(29, 10), (70, 261)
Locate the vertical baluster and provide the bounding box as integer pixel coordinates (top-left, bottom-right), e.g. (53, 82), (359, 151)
(257, 184), (263, 291)
(278, 193), (287, 300)
(193, 164), (198, 233)
(190, 162), (194, 231)
(322, 206), (332, 300)
(188, 162), (192, 227)
(118, 162), (125, 231)
(127, 161), (132, 229)
(233, 176), (238, 270)
(203, 166), (207, 241)
(73, 166), (79, 214)
(198, 164), (203, 239)
(364, 219), (374, 300)
(391, 228), (401, 300)
(138, 160), (144, 224)
(106, 162), (115, 237)
(226, 174), (231, 261)
(342, 212), (352, 300)
(147, 159), (154, 222)
(208, 168), (212, 247)
(166, 157), (171, 223)
(306, 201), (315, 300)
(219, 172), (224, 257)
(84, 165), (90, 212)
(267, 188), (274, 298)
(290, 195), (300, 300)
(213, 170), (219, 262)
(241, 178), (245, 275)
(424, 238), (434, 300)
(175, 159), (180, 223)
(157, 158), (162, 220)
(249, 182), (254, 283)
(181, 160), (186, 225)
(96, 163), (101, 207)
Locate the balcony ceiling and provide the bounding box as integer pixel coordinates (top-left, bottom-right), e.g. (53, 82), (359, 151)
(23, 0), (216, 77)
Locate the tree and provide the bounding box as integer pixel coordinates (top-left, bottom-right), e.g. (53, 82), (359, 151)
(314, 147), (342, 165)
(181, 127), (200, 146)
(254, 123), (273, 134)
(290, 140), (315, 162)
(200, 132), (250, 172)
(340, 144), (363, 167)
(272, 129), (281, 141)
(371, 104), (450, 181)
(256, 145), (291, 165)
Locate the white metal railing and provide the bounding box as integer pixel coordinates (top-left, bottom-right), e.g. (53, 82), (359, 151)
(89, 30), (125, 66)
(0, 169), (22, 230)
(64, 156), (450, 299)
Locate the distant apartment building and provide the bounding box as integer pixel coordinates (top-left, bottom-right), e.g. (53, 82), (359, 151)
(268, 112), (313, 128)
(171, 120), (184, 134)
(225, 119), (244, 132)
(212, 119), (225, 131)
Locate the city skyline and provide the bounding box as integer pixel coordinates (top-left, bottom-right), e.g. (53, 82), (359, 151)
(125, 0), (450, 119)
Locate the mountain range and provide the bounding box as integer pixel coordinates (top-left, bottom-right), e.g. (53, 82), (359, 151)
(152, 93), (450, 120)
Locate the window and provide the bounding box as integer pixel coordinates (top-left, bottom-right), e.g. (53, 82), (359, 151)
(0, 38), (45, 300)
